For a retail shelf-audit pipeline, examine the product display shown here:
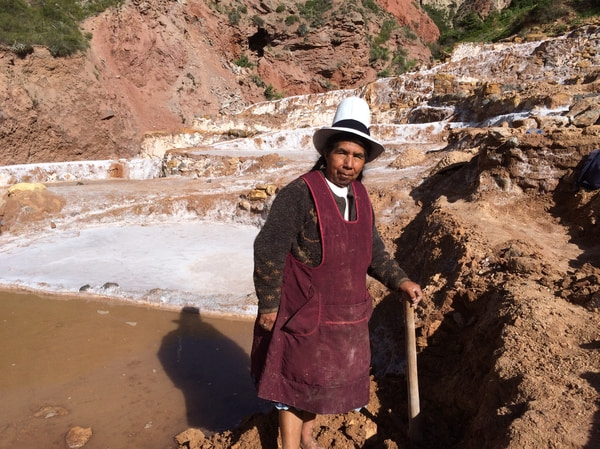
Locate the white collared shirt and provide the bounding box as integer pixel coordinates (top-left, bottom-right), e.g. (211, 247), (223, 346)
(325, 178), (349, 220)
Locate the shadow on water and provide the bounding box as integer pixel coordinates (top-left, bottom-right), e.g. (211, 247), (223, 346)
(158, 306), (267, 434)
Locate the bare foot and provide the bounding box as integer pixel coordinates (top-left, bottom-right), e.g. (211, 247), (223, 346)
(300, 437), (325, 449)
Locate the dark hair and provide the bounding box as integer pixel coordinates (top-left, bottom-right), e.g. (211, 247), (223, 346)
(310, 132), (368, 181)
(310, 156), (327, 172)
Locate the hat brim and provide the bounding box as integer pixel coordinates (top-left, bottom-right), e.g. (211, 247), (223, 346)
(313, 127), (384, 163)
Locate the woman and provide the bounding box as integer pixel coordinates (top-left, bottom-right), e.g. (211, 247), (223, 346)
(251, 97), (423, 449)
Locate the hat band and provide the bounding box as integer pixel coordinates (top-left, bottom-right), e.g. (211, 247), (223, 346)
(332, 119), (370, 136)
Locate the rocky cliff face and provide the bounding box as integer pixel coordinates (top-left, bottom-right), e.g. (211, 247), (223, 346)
(0, 0), (439, 166)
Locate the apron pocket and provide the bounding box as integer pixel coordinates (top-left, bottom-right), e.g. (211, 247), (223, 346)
(281, 287), (320, 336)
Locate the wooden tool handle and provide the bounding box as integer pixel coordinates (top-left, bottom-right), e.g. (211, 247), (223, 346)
(404, 300), (421, 441)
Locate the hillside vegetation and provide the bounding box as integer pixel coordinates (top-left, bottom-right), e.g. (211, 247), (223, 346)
(426, 0), (600, 56)
(0, 0), (123, 56)
(2, 0), (599, 61)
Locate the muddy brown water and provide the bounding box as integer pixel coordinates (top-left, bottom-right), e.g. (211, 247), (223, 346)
(0, 290), (267, 449)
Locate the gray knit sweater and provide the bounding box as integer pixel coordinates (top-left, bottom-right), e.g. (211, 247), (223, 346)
(253, 175), (410, 313)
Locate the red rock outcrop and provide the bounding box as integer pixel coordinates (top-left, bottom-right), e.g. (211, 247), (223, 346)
(0, 0), (440, 166)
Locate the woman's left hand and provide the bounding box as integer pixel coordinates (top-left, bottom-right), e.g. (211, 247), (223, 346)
(399, 280), (423, 308)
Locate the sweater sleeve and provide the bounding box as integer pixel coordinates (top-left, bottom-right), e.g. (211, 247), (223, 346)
(253, 179), (312, 313)
(367, 215), (410, 291)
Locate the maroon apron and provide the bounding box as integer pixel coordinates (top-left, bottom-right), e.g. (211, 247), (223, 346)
(251, 170), (373, 414)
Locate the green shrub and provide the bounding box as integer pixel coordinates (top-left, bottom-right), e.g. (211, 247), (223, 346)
(423, 5), (450, 34)
(250, 74), (266, 87)
(297, 23), (309, 36)
(228, 8), (242, 25)
(299, 0), (333, 21)
(320, 79), (335, 90)
(0, 0), (124, 57)
(374, 19), (397, 45)
(362, 0), (380, 13)
(252, 15), (265, 27)
(459, 12), (483, 30)
(285, 15), (300, 25)
(264, 84), (285, 100)
(573, 0), (600, 15)
(48, 34), (88, 57)
(10, 41), (33, 57)
(370, 45), (390, 63)
(404, 25), (418, 41)
(528, 1), (569, 23)
(234, 54), (254, 67)
(392, 48), (417, 74)
(370, 18), (398, 64)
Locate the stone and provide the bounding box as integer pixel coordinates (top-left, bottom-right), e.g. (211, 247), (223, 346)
(567, 96), (600, 127)
(430, 150), (478, 176)
(239, 200), (252, 211)
(175, 428), (205, 449)
(247, 189), (268, 201)
(265, 184), (278, 196)
(7, 183), (47, 196)
(65, 426), (92, 448)
(33, 405), (69, 419)
(100, 109), (115, 120)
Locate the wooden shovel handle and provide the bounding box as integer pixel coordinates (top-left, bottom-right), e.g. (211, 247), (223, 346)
(404, 300), (421, 441)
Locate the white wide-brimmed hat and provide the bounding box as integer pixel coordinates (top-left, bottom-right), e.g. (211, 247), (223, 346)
(313, 96), (384, 162)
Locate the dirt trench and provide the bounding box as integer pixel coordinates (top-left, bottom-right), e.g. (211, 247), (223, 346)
(380, 149), (600, 449)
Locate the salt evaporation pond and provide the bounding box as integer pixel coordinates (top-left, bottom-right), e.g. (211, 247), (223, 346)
(0, 222), (259, 317)
(0, 221), (265, 448)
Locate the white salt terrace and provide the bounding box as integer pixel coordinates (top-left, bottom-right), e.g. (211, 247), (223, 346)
(0, 116), (455, 318)
(0, 86), (569, 317)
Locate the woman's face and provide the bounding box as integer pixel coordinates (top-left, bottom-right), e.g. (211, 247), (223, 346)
(324, 140), (367, 187)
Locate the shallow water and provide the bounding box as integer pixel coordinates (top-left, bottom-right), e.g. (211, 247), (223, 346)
(0, 290), (266, 449)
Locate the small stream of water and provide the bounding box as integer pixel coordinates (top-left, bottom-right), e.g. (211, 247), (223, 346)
(0, 290), (266, 449)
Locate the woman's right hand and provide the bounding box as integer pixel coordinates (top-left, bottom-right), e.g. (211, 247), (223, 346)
(258, 312), (277, 332)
